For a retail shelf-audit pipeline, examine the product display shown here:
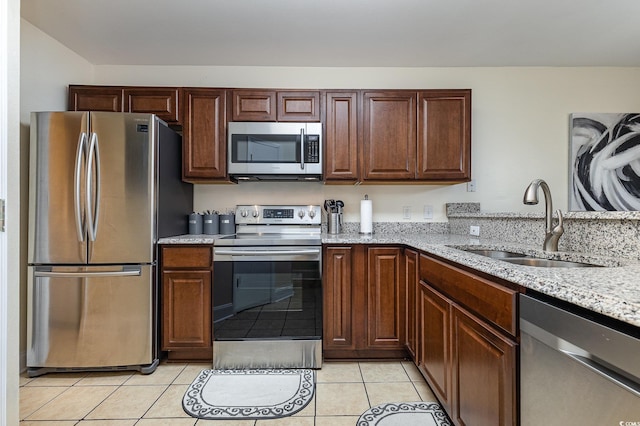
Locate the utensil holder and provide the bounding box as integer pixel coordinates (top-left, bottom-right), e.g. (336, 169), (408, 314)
(219, 214), (235, 235)
(328, 212), (342, 234)
(188, 213), (203, 234)
(203, 213), (219, 235)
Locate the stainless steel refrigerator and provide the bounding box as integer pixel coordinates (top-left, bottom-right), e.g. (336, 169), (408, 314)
(27, 111), (193, 377)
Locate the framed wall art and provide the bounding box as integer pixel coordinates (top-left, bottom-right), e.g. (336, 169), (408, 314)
(569, 113), (640, 211)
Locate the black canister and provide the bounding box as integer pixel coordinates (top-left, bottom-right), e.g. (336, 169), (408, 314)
(188, 213), (203, 234)
(203, 213), (219, 235)
(219, 214), (235, 235)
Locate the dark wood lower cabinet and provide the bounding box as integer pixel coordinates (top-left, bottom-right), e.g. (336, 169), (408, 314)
(160, 245), (213, 361)
(452, 304), (517, 426)
(418, 253), (518, 426)
(323, 245), (406, 359)
(418, 282), (452, 410)
(404, 249), (418, 361)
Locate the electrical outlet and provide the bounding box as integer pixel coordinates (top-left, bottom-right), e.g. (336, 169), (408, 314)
(402, 206), (411, 219)
(469, 225), (480, 236)
(467, 180), (477, 192)
(423, 205), (433, 219)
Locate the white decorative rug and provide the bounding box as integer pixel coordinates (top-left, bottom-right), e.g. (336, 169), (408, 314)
(357, 402), (453, 426)
(182, 368), (314, 420)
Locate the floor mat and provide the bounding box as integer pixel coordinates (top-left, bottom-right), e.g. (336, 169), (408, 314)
(182, 368), (314, 420)
(357, 401), (453, 426)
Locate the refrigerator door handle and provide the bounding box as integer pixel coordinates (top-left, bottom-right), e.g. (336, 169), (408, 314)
(86, 132), (101, 242)
(34, 267), (142, 278)
(74, 132), (88, 242)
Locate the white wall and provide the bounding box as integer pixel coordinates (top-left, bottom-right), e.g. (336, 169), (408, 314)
(94, 65), (640, 222)
(4, 0), (20, 423)
(21, 19), (94, 121)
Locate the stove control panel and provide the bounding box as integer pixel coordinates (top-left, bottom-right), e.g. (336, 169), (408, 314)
(235, 205), (322, 225)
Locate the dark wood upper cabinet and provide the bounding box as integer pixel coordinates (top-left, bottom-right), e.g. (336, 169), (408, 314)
(181, 88), (228, 182)
(232, 90), (277, 121)
(277, 91), (320, 121)
(68, 85), (471, 183)
(362, 91), (417, 180)
(69, 85), (181, 125)
(124, 87), (180, 124)
(232, 90), (321, 122)
(68, 85), (123, 112)
(417, 90), (471, 181)
(324, 91), (359, 181)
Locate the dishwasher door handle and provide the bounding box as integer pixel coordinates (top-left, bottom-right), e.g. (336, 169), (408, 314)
(562, 350), (640, 398)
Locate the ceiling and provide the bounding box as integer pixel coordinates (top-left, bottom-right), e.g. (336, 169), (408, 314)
(21, 0), (640, 67)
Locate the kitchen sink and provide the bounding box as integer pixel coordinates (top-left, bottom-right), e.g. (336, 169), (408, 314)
(464, 249), (527, 259)
(501, 258), (600, 268)
(459, 247), (602, 268)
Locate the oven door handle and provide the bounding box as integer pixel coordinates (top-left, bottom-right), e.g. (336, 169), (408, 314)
(214, 248), (320, 256)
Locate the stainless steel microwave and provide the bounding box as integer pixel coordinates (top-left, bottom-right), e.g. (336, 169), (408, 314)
(227, 122), (323, 181)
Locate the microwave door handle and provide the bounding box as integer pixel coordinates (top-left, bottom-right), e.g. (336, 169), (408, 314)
(300, 127), (305, 170)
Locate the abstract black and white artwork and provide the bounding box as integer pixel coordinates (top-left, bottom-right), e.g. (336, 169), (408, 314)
(570, 113), (640, 211)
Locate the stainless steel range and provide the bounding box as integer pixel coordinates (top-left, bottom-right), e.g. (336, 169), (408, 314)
(212, 205), (322, 369)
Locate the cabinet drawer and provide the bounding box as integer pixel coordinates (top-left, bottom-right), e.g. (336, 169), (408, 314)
(419, 254), (517, 337)
(162, 246), (212, 269)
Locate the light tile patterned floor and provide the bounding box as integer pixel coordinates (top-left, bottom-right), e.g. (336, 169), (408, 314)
(20, 360), (437, 425)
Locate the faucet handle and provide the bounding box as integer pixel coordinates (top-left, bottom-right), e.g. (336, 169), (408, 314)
(553, 209), (564, 234)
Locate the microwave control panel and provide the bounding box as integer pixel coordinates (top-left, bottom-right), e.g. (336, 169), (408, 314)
(304, 135), (320, 163)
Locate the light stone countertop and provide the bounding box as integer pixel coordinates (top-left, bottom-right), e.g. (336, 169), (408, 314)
(160, 232), (640, 328)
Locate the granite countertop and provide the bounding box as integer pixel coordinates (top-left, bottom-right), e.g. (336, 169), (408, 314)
(325, 232), (640, 328)
(160, 232), (640, 328)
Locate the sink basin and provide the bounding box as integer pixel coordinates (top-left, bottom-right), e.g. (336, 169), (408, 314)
(502, 258), (600, 268)
(459, 247), (602, 268)
(464, 249), (526, 259)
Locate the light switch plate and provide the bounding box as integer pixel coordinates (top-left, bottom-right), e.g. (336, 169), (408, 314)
(423, 205), (433, 219)
(402, 206), (411, 219)
(470, 225), (480, 236)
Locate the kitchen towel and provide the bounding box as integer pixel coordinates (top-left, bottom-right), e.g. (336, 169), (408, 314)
(360, 195), (373, 234)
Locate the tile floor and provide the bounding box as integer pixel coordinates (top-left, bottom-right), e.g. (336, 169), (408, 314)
(19, 360), (438, 425)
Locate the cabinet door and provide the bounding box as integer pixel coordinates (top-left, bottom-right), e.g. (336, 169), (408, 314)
(182, 88), (228, 181)
(451, 304), (517, 426)
(162, 270), (212, 349)
(366, 247), (405, 349)
(362, 91), (416, 180)
(323, 246), (356, 351)
(232, 90), (277, 121)
(277, 91), (321, 121)
(124, 87), (180, 124)
(417, 90), (471, 181)
(404, 249), (418, 361)
(418, 281), (452, 412)
(68, 85), (123, 112)
(325, 91), (359, 181)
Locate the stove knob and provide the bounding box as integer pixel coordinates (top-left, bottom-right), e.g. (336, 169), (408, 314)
(308, 209), (316, 219)
(240, 209), (249, 218)
(252, 210), (260, 218)
(298, 210), (306, 219)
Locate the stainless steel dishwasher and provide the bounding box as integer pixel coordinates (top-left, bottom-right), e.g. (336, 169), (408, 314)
(520, 293), (640, 425)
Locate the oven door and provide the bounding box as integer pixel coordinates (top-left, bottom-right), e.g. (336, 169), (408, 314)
(212, 246), (322, 341)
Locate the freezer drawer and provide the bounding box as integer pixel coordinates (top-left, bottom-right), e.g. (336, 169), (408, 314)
(27, 265), (156, 370)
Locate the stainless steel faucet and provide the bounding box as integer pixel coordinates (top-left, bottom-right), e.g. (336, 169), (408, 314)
(523, 179), (564, 251)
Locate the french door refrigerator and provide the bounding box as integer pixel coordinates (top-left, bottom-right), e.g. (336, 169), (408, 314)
(27, 111), (193, 377)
